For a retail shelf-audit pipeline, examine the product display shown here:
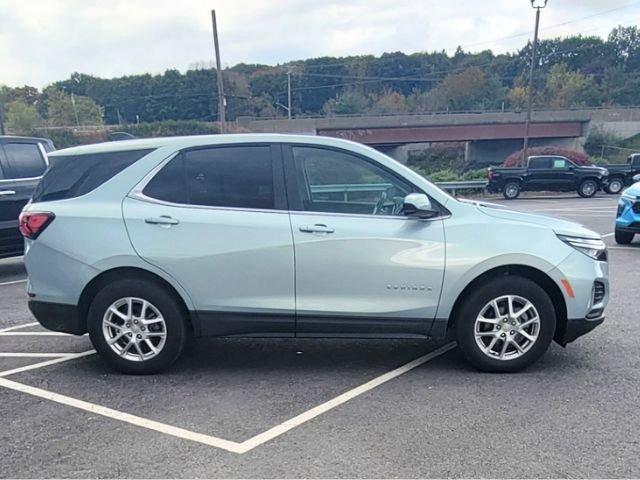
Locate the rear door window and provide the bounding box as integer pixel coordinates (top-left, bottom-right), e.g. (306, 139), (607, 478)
(143, 145), (276, 210)
(32, 149), (154, 202)
(529, 157), (552, 169)
(3, 142), (47, 179)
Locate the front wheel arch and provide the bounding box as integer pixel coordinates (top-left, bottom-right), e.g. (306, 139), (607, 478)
(446, 265), (567, 344)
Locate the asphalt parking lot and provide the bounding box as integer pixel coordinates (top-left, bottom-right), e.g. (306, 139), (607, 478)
(1, 193), (639, 478)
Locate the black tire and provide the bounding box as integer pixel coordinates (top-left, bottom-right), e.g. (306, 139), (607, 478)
(455, 276), (556, 373)
(87, 278), (187, 374)
(502, 182), (521, 200)
(615, 229), (634, 245)
(578, 179), (598, 198)
(604, 178), (624, 195)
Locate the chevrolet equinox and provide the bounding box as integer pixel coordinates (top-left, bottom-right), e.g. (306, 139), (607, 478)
(20, 135), (609, 374)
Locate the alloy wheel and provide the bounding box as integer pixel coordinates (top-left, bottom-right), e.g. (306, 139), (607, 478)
(102, 297), (167, 362)
(474, 295), (540, 360)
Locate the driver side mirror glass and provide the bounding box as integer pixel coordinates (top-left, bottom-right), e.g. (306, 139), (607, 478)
(403, 193), (438, 219)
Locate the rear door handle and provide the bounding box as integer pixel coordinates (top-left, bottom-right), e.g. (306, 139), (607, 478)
(0, 190), (16, 196)
(145, 216), (179, 226)
(299, 224), (335, 234)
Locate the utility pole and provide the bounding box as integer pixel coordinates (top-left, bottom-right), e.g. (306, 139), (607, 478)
(287, 70), (292, 120)
(0, 102), (5, 135)
(211, 10), (226, 133)
(70, 93), (80, 126)
(522, 0), (548, 166)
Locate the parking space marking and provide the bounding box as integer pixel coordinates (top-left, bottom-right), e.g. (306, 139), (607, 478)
(0, 331), (84, 336)
(0, 341), (456, 454)
(0, 353), (77, 358)
(0, 322), (39, 333)
(0, 375), (247, 454)
(239, 342), (456, 452)
(0, 279), (27, 287)
(0, 350), (96, 377)
(602, 232), (614, 238)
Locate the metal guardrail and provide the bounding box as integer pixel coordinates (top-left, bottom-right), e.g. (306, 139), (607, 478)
(310, 181), (488, 200)
(434, 180), (488, 195)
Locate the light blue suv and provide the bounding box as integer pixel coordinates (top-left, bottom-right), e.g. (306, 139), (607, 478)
(20, 135), (609, 374)
(615, 175), (640, 244)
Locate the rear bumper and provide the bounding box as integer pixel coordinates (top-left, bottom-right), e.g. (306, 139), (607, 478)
(28, 300), (85, 335)
(556, 315), (605, 346)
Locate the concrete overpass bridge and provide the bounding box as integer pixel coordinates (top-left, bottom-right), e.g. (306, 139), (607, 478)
(237, 107), (640, 165)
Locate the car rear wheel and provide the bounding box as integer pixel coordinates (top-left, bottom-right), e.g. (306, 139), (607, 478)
(503, 182), (521, 200)
(615, 229), (634, 245)
(455, 276), (556, 373)
(604, 178), (624, 194)
(578, 179), (598, 198)
(87, 278), (187, 374)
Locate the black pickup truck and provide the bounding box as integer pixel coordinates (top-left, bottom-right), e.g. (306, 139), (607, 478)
(487, 155), (609, 199)
(600, 153), (640, 194)
(0, 136), (54, 259)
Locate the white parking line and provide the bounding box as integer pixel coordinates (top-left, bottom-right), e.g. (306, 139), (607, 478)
(0, 279), (27, 287)
(0, 332), (81, 336)
(0, 342), (456, 454)
(239, 342), (456, 453)
(0, 375), (246, 453)
(0, 350), (96, 377)
(0, 353), (77, 358)
(0, 322), (39, 333)
(602, 232), (615, 238)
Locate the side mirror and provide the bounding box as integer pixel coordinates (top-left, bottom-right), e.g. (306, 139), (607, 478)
(403, 193), (438, 219)
(633, 174), (640, 183)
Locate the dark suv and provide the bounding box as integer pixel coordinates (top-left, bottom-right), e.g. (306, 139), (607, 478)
(0, 136), (54, 259)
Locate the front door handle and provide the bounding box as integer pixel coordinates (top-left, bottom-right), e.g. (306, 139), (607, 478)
(0, 190), (16, 196)
(145, 215), (179, 226)
(299, 224), (335, 234)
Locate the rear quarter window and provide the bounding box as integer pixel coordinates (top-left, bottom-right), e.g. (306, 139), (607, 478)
(32, 149), (154, 202)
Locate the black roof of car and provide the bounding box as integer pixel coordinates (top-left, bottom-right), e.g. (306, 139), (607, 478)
(0, 135), (55, 151)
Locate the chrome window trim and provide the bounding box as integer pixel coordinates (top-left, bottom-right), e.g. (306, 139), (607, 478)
(130, 148), (449, 222)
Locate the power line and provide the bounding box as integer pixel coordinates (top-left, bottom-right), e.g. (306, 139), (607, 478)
(449, 2), (640, 49)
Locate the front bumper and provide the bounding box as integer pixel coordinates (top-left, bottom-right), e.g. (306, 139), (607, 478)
(556, 314), (605, 346)
(28, 300), (85, 335)
(616, 196), (640, 231)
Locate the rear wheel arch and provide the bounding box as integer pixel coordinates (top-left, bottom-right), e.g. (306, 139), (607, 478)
(446, 265), (567, 343)
(78, 267), (193, 335)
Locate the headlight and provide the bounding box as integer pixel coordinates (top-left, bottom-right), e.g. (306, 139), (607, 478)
(557, 234), (607, 261)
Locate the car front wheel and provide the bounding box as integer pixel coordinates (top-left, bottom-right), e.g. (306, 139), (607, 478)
(615, 229), (634, 245)
(578, 179), (598, 198)
(87, 278), (187, 374)
(455, 276), (556, 373)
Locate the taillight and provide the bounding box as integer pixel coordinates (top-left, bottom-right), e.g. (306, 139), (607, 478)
(19, 212), (55, 239)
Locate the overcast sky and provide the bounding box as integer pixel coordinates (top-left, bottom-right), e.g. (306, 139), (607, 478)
(1, 0), (639, 88)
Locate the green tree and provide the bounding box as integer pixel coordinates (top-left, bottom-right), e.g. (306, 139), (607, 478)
(5, 100), (43, 134)
(323, 89), (371, 115)
(425, 67), (506, 111)
(507, 86), (528, 110)
(545, 63), (601, 107)
(608, 26), (640, 71)
(369, 89), (407, 114)
(43, 88), (104, 126)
